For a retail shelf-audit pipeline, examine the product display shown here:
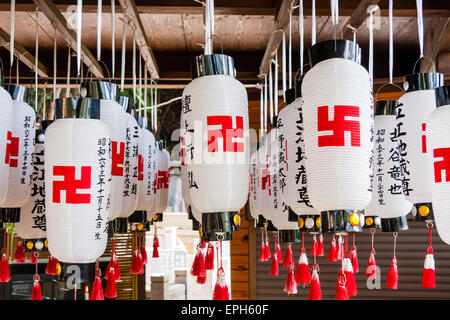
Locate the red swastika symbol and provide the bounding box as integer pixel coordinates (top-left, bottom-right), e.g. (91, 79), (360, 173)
(52, 166), (91, 204)
(422, 123), (427, 153)
(5, 131), (19, 167)
(111, 141), (125, 176)
(158, 170), (169, 189)
(207, 115), (244, 152)
(153, 175), (158, 194)
(261, 155), (271, 195)
(317, 105), (360, 147)
(180, 137), (185, 166)
(433, 148), (450, 183)
(137, 155), (144, 181)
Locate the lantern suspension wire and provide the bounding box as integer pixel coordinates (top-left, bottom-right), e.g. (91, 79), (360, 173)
(330, 0), (339, 39)
(66, 45), (71, 98)
(368, 5), (379, 88)
(76, 0), (82, 76)
(260, 83), (264, 138)
(132, 29), (136, 103)
(269, 63), (273, 124)
(120, 15), (127, 90)
(10, 0), (15, 68)
(16, 56), (18, 84)
(144, 67), (148, 109)
(34, 8), (39, 112)
(111, 0), (115, 78)
(139, 49), (142, 111)
(274, 54), (279, 116)
(311, 0), (316, 45)
(204, 0), (214, 55)
(299, 0), (304, 76)
(53, 27), (57, 103)
(288, 8), (293, 89)
(264, 73), (268, 133)
(416, 0), (424, 58)
(282, 30), (286, 101)
(97, 0), (102, 61)
(389, 0), (394, 84)
(346, 25), (357, 58)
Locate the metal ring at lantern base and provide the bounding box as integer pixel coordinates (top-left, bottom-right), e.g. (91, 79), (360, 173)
(256, 215), (267, 229)
(202, 212), (239, 240)
(128, 210), (148, 224)
(320, 210), (363, 235)
(107, 218), (129, 238)
(411, 203), (434, 222)
(362, 215), (382, 230)
(381, 216), (409, 232)
(0, 208), (21, 223)
(278, 230), (302, 243)
(297, 214), (322, 234)
(23, 238), (49, 253)
(61, 262), (96, 284)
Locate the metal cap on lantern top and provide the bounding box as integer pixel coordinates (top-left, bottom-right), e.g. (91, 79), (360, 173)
(138, 116), (149, 130)
(295, 79), (303, 98)
(309, 39), (359, 67)
(362, 216), (382, 230)
(54, 97), (101, 120)
(285, 88), (296, 105)
(191, 54), (235, 79)
(435, 85), (450, 108)
(5, 84), (30, 102)
(381, 216), (409, 232)
(403, 72), (444, 93)
(320, 210), (363, 235)
(80, 80), (118, 101)
(375, 100), (397, 116)
(117, 95), (134, 113)
(201, 211), (239, 241)
(297, 214), (322, 234)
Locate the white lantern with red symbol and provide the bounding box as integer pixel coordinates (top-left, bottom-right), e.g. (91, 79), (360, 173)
(156, 148), (170, 213)
(45, 97), (111, 263)
(0, 83), (13, 205)
(364, 100), (413, 220)
(396, 72), (444, 220)
(117, 96), (140, 218)
(182, 54), (249, 227)
(1, 85), (36, 223)
(81, 81), (127, 222)
(301, 40), (373, 212)
(427, 85), (450, 244)
(277, 83), (320, 218)
(15, 124), (51, 240)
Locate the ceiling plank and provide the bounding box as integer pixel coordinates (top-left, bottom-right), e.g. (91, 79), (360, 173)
(32, 0), (104, 77)
(0, 27), (49, 78)
(342, 0), (381, 40)
(118, 0), (160, 79)
(258, 0), (298, 77)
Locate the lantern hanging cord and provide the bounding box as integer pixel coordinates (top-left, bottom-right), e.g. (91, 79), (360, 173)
(346, 25), (358, 59)
(76, 0), (82, 76)
(272, 56), (279, 117)
(111, 0), (115, 78)
(53, 26), (57, 103)
(330, 0), (339, 40)
(299, 0), (304, 76)
(416, 0), (424, 58)
(120, 14), (128, 90)
(10, 0), (15, 68)
(311, 0), (316, 45)
(368, 5), (379, 88)
(388, 0), (394, 84)
(34, 7), (39, 112)
(97, 0), (102, 61)
(268, 62), (273, 124)
(288, 6), (293, 89)
(282, 30), (287, 101)
(392, 232), (398, 259)
(264, 73), (268, 133)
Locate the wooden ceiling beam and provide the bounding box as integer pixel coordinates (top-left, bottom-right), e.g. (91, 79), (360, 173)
(0, 27), (49, 78)
(342, 0), (381, 40)
(118, 0), (159, 79)
(32, 0), (104, 78)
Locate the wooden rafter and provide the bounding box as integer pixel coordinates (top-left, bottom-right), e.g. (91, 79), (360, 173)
(342, 0), (381, 40)
(32, 0), (104, 78)
(118, 0), (160, 79)
(0, 27), (49, 78)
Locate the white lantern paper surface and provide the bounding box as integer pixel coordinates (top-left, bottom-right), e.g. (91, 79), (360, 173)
(365, 101), (412, 218)
(277, 95), (319, 216)
(15, 129), (47, 240)
(182, 54), (249, 215)
(1, 89), (36, 209)
(45, 97), (111, 263)
(156, 149), (170, 213)
(301, 40), (373, 212)
(396, 73), (444, 207)
(249, 151), (260, 220)
(0, 86), (13, 204)
(427, 86), (450, 244)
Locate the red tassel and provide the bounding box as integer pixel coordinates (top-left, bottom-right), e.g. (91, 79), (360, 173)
(327, 236), (338, 262)
(295, 249), (310, 284)
(275, 237), (282, 263)
(29, 252), (38, 264)
(131, 249), (144, 274)
(283, 243), (294, 269)
(104, 267), (117, 298)
(343, 257), (357, 297)
(190, 245), (206, 278)
(45, 256), (58, 275)
(141, 245), (148, 264)
(259, 234), (268, 262)
(264, 236), (271, 261)
(0, 253), (11, 282)
(90, 276), (104, 300)
(152, 234), (159, 258)
(283, 267), (297, 295)
(197, 273), (207, 284)
(270, 252), (279, 276)
(113, 259), (121, 280)
(365, 249), (376, 278)
(337, 236), (343, 260)
(317, 234), (324, 256)
(386, 257), (398, 290)
(14, 240), (26, 263)
(310, 236), (318, 256)
(205, 242), (215, 270)
(31, 278), (42, 300)
(309, 268), (322, 300)
(213, 269), (230, 300)
(336, 272), (349, 300)
(422, 248), (435, 289)
(351, 247), (359, 274)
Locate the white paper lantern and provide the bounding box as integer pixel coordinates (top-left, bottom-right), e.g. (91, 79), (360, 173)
(277, 88), (319, 217)
(1, 85), (36, 215)
(248, 151), (260, 220)
(365, 101), (412, 219)
(45, 97), (111, 263)
(156, 149), (170, 213)
(0, 86), (13, 205)
(182, 54), (249, 217)
(427, 85), (450, 244)
(301, 40), (373, 212)
(15, 127), (48, 240)
(396, 72), (444, 217)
